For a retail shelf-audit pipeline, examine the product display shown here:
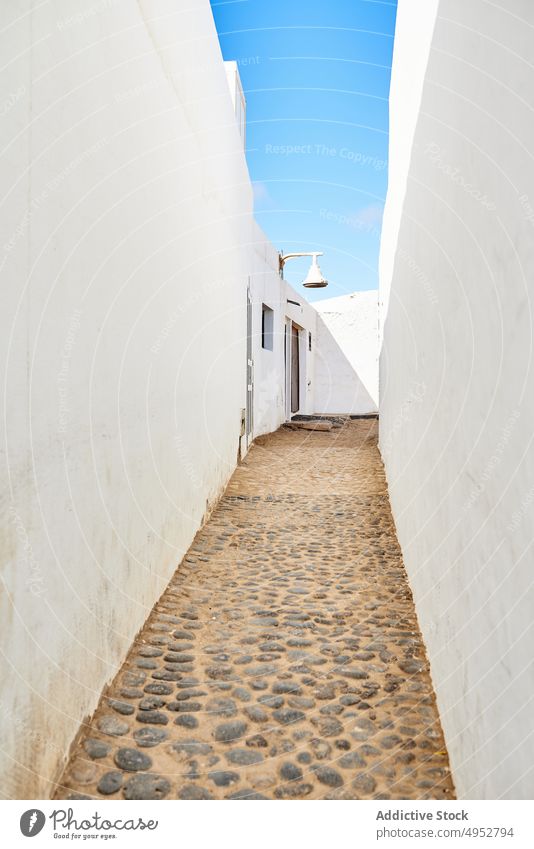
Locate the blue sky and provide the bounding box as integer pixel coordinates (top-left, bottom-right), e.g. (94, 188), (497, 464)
(210, 0), (397, 301)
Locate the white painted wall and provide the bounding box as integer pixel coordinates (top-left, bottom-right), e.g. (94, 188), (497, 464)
(224, 61), (246, 149)
(249, 221), (286, 436)
(380, 0), (534, 799)
(0, 0), (253, 798)
(315, 291), (378, 415)
(378, 0), (440, 336)
(249, 220), (317, 436)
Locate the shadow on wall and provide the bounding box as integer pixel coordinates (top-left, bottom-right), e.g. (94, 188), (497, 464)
(314, 315), (378, 415)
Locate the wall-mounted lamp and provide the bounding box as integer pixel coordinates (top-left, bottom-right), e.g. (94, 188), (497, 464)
(279, 251), (328, 289)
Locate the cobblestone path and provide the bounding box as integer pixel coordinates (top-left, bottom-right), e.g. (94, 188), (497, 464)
(54, 420), (454, 801)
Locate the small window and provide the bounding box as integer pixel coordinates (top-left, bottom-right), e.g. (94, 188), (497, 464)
(308, 331), (312, 351)
(262, 304), (274, 351)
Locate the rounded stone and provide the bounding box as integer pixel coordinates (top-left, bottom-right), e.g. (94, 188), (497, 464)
(138, 646), (163, 657)
(315, 685), (336, 700)
(171, 739), (212, 757)
(152, 670), (183, 682)
(340, 669), (369, 680)
(272, 681), (302, 696)
(135, 710), (168, 725)
(244, 705), (268, 723)
(340, 694), (360, 706)
(123, 774), (171, 800)
(273, 708), (305, 726)
(139, 696), (166, 711)
(175, 714), (199, 729)
(320, 703), (344, 716)
(311, 716), (343, 737)
(213, 720), (248, 743)
(167, 701), (202, 713)
(314, 766), (344, 788)
(226, 748), (263, 765)
(279, 762), (303, 782)
(97, 716), (129, 737)
(176, 677), (200, 688)
(274, 783), (313, 799)
(232, 687), (251, 702)
(133, 727), (169, 748)
(69, 759), (97, 785)
(246, 734), (268, 748)
(114, 747), (152, 772)
(97, 771), (123, 795)
(288, 696), (315, 709)
(122, 671), (146, 687)
(226, 789), (268, 800)
(380, 734), (403, 750)
(258, 695), (284, 709)
(208, 770), (240, 787)
(167, 642), (194, 652)
(398, 659), (425, 674)
(144, 683), (173, 696)
(352, 773), (377, 794)
(205, 664), (233, 680)
(108, 699), (135, 716)
(119, 687), (144, 699)
(83, 738), (111, 759)
(339, 751), (367, 768)
(164, 653), (195, 664)
(178, 784), (214, 800)
(360, 744), (381, 757)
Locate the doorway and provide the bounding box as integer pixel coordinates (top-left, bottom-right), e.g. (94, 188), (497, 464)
(246, 288), (253, 446)
(291, 323), (300, 414)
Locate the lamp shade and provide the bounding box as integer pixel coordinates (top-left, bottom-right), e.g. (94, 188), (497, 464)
(302, 253), (328, 288)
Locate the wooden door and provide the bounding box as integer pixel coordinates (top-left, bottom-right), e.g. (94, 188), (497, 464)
(291, 324), (299, 414)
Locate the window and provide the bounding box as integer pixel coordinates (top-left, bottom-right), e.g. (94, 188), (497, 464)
(308, 331), (312, 351)
(262, 304), (274, 351)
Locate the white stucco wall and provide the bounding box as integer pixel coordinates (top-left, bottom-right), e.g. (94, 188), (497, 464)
(224, 61), (246, 149)
(380, 0), (534, 799)
(249, 220), (317, 436)
(0, 0), (253, 798)
(314, 291), (378, 415)
(378, 0), (440, 336)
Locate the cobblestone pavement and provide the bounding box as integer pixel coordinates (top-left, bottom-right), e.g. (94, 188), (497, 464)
(54, 419), (455, 801)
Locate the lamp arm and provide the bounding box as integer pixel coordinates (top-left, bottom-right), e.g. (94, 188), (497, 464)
(279, 251), (324, 271)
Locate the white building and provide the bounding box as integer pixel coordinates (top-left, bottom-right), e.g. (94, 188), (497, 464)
(380, 0), (534, 800)
(314, 291), (378, 416)
(0, 0), (376, 797)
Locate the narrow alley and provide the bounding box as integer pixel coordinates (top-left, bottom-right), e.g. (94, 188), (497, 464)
(54, 420), (454, 801)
